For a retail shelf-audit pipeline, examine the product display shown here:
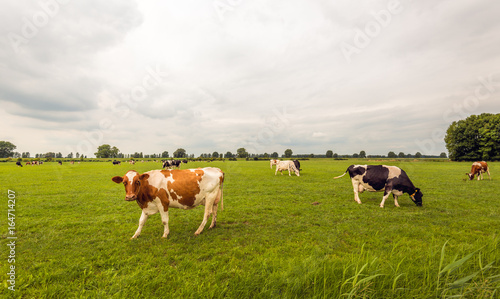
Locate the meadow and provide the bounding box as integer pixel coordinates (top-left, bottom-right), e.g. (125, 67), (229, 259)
(1, 159), (499, 298)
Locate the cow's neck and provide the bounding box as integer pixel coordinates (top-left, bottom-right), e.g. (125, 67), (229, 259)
(135, 184), (154, 209)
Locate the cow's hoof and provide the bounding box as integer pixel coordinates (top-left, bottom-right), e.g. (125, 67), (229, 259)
(379, 205), (384, 208)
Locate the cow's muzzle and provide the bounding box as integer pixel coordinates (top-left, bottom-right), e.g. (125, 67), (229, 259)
(125, 195), (137, 201)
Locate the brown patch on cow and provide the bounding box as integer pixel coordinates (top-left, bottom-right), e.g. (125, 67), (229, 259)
(157, 188), (169, 212)
(166, 169), (204, 207)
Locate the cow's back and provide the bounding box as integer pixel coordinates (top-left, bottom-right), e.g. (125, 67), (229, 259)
(161, 168), (222, 209)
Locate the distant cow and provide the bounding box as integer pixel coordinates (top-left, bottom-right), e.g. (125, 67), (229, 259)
(16, 161), (22, 167)
(334, 165), (423, 208)
(112, 161), (121, 165)
(163, 160), (181, 169)
(270, 159), (280, 169)
(275, 160), (300, 176)
(112, 167), (224, 238)
(466, 161), (491, 180)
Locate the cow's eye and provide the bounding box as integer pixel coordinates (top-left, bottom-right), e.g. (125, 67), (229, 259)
(135, 181), (140, 185)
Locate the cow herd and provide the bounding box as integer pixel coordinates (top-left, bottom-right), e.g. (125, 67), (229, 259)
(112, 160), (491, 239)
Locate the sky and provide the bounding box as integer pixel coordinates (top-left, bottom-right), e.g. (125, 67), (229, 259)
(1, 0), (499, 158)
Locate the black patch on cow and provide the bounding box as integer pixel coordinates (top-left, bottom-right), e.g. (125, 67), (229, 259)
(362, 165), (389, 191)
(347, 165), (366, 177)
(293, 160), (301, 171)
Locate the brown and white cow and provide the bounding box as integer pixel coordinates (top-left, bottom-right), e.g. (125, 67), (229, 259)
(275, 160), (300, 176)
(112, 167), (224, 239)
(334, 165), (423, 208)
(466, 161), (491, 180)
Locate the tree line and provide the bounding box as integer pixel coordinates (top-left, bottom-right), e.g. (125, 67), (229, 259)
(4, 112), (497, 161)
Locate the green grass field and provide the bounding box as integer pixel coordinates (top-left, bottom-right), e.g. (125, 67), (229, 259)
(1, 159), (499, 298)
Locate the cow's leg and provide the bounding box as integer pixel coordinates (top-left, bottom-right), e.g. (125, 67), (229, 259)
(380, 188), (392, 208)
(209, 189), (222, 229)
(131, 211), (148, 239)
(351, 180), (362, 204)
(393, 194), (400, 207)
(195, 191), (217, 235)
(159, 209), (170, 238)
(288, 166), (292, 176)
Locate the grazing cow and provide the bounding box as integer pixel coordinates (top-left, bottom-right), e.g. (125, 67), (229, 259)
(58, 161), (62, 165)
(466, 161), (491, 180)
(270, 159), (280, 169)
(16, 161), (23, 167)
(162, 160), (181, 169)
(112, 161), (121, 165)
(293, 160), (301, 171)
(275, 160), (300, 176)
(112, 167), (224, 239)
(334, 165), (423, 208)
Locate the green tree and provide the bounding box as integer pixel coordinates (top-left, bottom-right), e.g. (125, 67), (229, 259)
(439, 152), (447, 158)
(161, 151), (169, 158)
(388, 151), (397, 158)
(359, 150), (366, 158)
(225, 151), (233, 158)
(415, 152), (423, 158)
(0, 141), (16, 158)
(271, 152), (279, 158)
(445, 113), (500, 161)
(212, 152), (219, 158)
(173, 148), (186, 158)
(398, 152), (405, 158)
(95, 144), (120, 158)
(284, 149), (293, 158)
(326, 150), (333, 158)
(237, 148), (248, 158)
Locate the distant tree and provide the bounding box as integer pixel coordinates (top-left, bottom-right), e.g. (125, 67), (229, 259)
(440, 152), (447, 158)
(76, 152), (80, 159)
(225, 151), (234, 158)
(398, 152), (405, 158)
(44, 152), (55, 158)
(263, 153), (269, 159)
(326, 150), (333, 158)
(333, 153), (338, 159)
(352, 153), (359, 158)
(173, 148), (186, 158)
(212, 152), (219, 158)
(56, 152), (63, 158)
(67, 152), (73, 159)
(0, 141), (16, 158)
(237, 148), (248, 158)
(271, 152), (279, 158)
(95, 144), (120, 158)
(284, 149), (293, 158)
(445, 113), (500, 161)
(161, 151), (169, 158)
(359, 150), (367, 158)
(415, 152), (422, 158)
(22, 152), (30, 158)
(388, 151), (397, 158)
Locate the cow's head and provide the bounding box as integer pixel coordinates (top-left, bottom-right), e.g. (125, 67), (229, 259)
(112, 171), (150, 201)
(466, 173), (474, 180)
(410, 188), (423, 206)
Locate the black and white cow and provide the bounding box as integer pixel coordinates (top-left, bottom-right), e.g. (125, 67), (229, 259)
(334, 165), (423, 208)
(112, 161), (121, 165)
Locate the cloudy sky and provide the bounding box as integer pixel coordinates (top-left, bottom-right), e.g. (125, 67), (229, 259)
(1, 0), (499, 157)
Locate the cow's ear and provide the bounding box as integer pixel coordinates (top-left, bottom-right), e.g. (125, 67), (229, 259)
(112, 176), (123, 184)
(139, 174), (149, 180)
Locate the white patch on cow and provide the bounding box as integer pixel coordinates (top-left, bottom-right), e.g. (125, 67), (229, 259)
(126, 171), (137, 185)
(385, 165), (402, 179)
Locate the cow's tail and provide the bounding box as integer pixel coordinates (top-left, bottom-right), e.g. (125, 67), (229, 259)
(219, 173), (224, 211)
(334, 171), (348, 179)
